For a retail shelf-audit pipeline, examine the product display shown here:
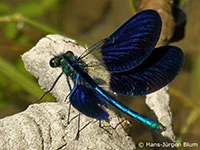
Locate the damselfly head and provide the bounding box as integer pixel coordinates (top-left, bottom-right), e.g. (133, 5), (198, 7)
(50, 57), (62, 68)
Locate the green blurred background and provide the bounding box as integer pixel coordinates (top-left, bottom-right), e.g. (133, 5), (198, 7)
(0, 0), (199, 148)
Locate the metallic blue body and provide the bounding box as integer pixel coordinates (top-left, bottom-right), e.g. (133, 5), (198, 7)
(64, 55), (164, 130)
(49, 10), (184, 131)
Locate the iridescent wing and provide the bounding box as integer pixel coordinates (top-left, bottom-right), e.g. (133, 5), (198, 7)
(81, 10), (183, 96)
(69, 77), (109, 119)
(109, 46), (184, 96)
(98, 9), (162, 72)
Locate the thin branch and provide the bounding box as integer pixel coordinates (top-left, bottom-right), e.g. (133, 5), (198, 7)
(0, 13), (61, 34)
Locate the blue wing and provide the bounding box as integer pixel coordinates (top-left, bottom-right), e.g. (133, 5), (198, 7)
(109, 46), (184, 96)
(69, 82), (109, 120)
(100, 9), (162, 72)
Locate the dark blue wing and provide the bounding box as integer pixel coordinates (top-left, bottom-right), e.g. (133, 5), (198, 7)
(100, 9), (162, 72)
(109, 46), (184, 96)
(69, 83), (109, 120)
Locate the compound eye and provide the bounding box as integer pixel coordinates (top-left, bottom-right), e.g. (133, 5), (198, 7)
(50, 58), (58, 68)
(65, 51), (74, 58)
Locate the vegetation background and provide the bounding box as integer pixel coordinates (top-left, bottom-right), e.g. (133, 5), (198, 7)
(0, 0), (199, 149)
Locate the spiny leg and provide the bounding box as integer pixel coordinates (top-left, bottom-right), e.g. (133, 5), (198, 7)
(65, 75), (81, 125)
(112, 118), (130, 130)
(98, 118), (130, 136)
(98, 120), (112, 135)
(74, 112), (81, 140)
(74, 113), (93, 140)
(34, 72), (64, 103)
(66, 75), (72, 124)
(65, 74), (81, 125)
